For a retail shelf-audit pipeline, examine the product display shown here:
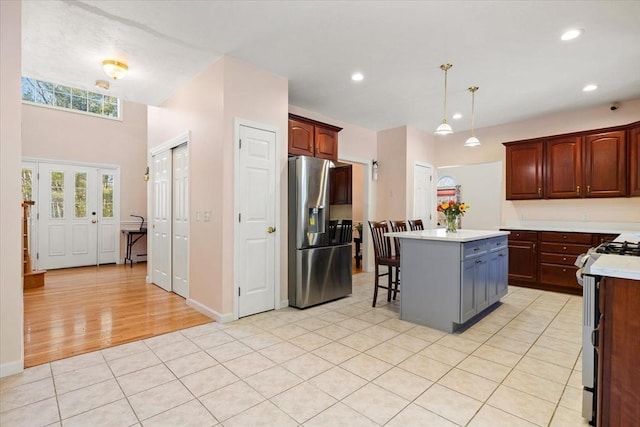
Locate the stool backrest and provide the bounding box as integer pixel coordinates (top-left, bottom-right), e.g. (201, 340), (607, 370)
(408, 219), (424, 231)
(389, 220), (407, 256)
(368, 220), (393, 259)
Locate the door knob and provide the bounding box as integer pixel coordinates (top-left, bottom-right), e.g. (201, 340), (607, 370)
(91, 219), (97, 224)
(267, 226), (276, 234)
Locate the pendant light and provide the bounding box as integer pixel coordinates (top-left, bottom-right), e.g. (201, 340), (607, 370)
(435, 63), (453, 135)
(464, 86), (480, 147)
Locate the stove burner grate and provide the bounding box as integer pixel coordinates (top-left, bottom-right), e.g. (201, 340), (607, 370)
(595, 241), (640, 256)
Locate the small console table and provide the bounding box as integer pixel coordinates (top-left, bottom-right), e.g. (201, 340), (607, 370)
(122, 229), (147, 267)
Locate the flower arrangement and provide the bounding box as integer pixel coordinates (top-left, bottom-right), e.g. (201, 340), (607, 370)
(437, 200), (469, 232)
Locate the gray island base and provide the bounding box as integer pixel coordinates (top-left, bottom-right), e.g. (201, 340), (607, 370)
(386, 229), (510, 333)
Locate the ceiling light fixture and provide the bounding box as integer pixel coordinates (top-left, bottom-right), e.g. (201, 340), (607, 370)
(351, 72), (364, 82)
(464, 86), (480, 147)
(95, 79), (110, 90)
(583, 84), (598, 92)
(435, 63), (453, 135)
(102, 59), (128, 80)
(452, 113), (463, 120)
(561, 28), (584, 41)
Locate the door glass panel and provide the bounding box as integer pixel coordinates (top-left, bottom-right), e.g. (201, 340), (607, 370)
(51, 171), (64, 218)
(22, 168), (33, 201)
(75, 172), (87, 218)
(102, 174), (114, 218)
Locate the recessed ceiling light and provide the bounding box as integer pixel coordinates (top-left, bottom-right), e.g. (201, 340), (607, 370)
(561, 28), (584, 41)
(452, 113), (462, 119)
(583, 84), (598, 92)
(351, 72), (364, 82)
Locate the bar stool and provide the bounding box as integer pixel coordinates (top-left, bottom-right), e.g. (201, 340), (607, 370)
(408, 219), (424, 231)
(368, 220), (400, 307)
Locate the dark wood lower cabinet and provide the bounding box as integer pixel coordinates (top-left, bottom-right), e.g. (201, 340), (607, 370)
(502, 230), (628, 295)
(507, 233), (538, 284)
(597, 276), (640, 427)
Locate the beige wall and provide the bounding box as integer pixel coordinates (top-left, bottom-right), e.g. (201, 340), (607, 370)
(1, 0), (24, 377)
(405, 126), (437, 219)
(148, 56), (288, 319)
(434, 98), (640, 228)
(22, 102), (149, 259)
(376, 126), (407, 220)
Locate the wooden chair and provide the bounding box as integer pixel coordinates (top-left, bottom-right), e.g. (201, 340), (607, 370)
(368, 220), (400, 307)
(338, 219), (353, 244)
(328, 220), (339, 244)
(389, 220), (407, 258)
(408, 219), (424, 231)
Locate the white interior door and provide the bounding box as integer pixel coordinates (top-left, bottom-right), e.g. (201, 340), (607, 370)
(152, 150), (172, 291)
(38, 163), (98, 269)
(172, 144), (189, 298)
(238, 124), (276, 317)
(414, 163), (433, 226)
(97, 169), (119, 265)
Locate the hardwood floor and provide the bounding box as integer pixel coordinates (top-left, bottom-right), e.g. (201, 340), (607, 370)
(23, 263), (213, 368)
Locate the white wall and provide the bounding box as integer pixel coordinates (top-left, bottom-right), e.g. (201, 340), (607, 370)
(434, 99), (640, 229)
(1, 0), (24, 378)
(437, 162), (503, 230)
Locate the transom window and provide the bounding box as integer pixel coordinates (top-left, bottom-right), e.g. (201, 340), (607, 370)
(21, 77), (121, 119)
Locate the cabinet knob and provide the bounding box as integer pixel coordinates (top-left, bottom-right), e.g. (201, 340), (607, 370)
(563, 257), (567, 261)
(587, 185), (591, 193)
(538, 187), (542, 197)
(576, 185), (580, 194)
(563, 246), (567, 250)
(563, 268), (567, 272)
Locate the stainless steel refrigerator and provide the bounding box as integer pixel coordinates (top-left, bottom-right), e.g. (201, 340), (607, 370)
(288, 156), (352, 308)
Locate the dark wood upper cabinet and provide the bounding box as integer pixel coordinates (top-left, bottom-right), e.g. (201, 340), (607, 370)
(545, 136), (583, 198)
(330, 165), (352, 205)
(288, 118), (314, 157)
(584, 130), (626, 197)
(505, 142), (543, 200)
(504, 121), (638, 200)
(629, 125), (640, 196)
(288, 114), (342, 162)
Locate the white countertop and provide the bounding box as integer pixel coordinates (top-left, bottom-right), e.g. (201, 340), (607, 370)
(588, 233), (640, 280)
(386, 229), (509, 243)
(590, 254), (640, 281)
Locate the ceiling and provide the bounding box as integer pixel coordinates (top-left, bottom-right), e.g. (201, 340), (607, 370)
(22, 1), (640, 134)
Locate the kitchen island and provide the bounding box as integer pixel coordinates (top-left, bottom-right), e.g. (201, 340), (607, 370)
(386, 229), (510, 333)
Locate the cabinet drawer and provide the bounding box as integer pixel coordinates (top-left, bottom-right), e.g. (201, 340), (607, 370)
(540, 264), (581, 289)
(540, 242), (591, 255)
(507, 231), (537, 241)
(540, 231), (592, 244)
(463, 242), (487, 259)
(486, 236), (508, 252)
(540, 252), (578, 265)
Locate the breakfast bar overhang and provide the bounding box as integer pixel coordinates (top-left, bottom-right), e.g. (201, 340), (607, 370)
(386, 229), (510, 333)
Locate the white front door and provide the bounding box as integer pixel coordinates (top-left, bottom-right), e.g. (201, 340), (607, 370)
(172, 144), (189, 298)
(152, 150), (172, 291)
(238, 124), (276, 317)
(414, 163), (433, 226)
(38, 163), (98, 269)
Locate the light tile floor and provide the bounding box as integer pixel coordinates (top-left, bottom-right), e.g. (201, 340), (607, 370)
(1, 273), (590, 426)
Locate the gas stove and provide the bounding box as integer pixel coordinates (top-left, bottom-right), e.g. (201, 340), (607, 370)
(595, 240), (640, 256)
